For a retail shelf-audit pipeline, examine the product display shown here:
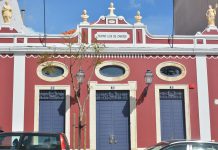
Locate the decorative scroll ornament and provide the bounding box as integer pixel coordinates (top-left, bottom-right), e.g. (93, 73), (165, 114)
(40, 90), (65, 100)
(206, 4), (218, 27)
(81, 9), (89, 23)
(135, 11), (142, 23)
(96, 91), (129, 101)
(2, 0), (12, 24)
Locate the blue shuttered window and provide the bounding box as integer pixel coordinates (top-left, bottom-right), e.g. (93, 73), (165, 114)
(39, 90), (65, 133)
(160, 89), (186, 141)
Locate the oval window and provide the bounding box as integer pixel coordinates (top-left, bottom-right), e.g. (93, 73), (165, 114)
(37, 61), (68, 82)
(100, 65), (125, 77)
(156, 61), (186, 81)
(42, 66), (65, 77)
(160, 66), (182, 77)
(95, 61), (130, 81)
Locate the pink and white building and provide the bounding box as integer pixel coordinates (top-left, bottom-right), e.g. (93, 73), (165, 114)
(1, 1), (218, 149)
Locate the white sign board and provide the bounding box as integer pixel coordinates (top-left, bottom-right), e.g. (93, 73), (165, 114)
(95, 32), (130, 41)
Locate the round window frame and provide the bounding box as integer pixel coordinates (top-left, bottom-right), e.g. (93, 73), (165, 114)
(95, 61), (130, 82)
(156, 61), (186, 81)
(37, 61), (69, 82)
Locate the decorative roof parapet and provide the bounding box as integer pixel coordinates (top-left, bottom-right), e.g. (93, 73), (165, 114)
(91, 3), (133, 26)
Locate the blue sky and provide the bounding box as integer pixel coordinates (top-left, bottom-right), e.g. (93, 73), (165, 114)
(18, 0), (173, 35)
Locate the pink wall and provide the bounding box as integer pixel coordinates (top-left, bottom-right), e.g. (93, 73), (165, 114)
(24, 56), (200, 148)
(100, 57), (200, 147)
(207, 58), (218, 141)
(0, 56), (14, 132)
(24, 57), (95, 148)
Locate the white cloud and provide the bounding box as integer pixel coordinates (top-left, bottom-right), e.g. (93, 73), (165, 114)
(129, 0), (141, 9)
(129, 0), (156, 9)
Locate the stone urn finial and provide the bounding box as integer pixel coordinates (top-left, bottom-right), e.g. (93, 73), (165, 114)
(135, 10), (142, 23)
(81, 9), (89, 23)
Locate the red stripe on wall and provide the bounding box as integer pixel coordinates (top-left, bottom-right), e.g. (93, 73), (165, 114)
(0, 38), (14, 43)
(0, 57), (14, 132)
(146, 36), (194, 44)
(206, 58), (218, 142)
(27, 37), (78, 43)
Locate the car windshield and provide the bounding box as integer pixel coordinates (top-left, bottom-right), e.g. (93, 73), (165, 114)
(0, 133), (61, 150)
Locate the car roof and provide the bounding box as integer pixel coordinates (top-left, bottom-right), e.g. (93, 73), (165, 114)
(158, 140), (218, 145)
(0, 132), (64, 135)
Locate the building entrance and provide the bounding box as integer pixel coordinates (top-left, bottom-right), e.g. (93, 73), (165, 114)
(96, 90), (130, 150)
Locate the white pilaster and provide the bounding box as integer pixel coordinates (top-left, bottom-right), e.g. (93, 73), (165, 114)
(12, 54), (25, 131)
(196, 56), (211, 140)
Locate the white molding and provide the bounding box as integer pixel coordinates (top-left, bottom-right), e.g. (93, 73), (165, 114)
(196, 56), (211, 141)
(36, 61), (69, 82)
(95, 60), (130, 81)
(133, 28), (136, 46)
(34, 85), (71, 142)
(155, 84), (191, 142)
(89, 81), (137, 150)
(12, 55), (26, 131)
(156, 61), (187, 82)
(2, 46), (218, 55)
(88, 27), (91, 44)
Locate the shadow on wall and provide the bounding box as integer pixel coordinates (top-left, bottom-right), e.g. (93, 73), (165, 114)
(137, 86), (149, 105)
(70, 95), (77, 105)
(0, 126), (3, 132)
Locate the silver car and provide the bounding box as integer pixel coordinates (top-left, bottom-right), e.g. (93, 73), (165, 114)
(148, 140), (218, 150)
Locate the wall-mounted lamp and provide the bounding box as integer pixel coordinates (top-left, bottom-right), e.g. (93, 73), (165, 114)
(145, 70), (153, 86)
(76, 68), (85, 97)
(137, 69), (154, 104)
(143, 69), (153, 96)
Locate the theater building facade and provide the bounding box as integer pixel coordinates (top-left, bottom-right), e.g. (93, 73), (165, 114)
(1, 1), (218, 150)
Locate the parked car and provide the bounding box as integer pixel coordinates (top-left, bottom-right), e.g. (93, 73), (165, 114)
(148, 140), (218, 150)
(0, 132), (70, 150)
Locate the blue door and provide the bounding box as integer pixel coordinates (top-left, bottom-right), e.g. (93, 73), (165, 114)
(39, 90), (65, 133)
(96, 91), (130, 150)
(160, 89), (186, 141)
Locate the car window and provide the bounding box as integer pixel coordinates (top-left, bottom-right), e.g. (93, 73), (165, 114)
(164, 144), (188, 150)
(0, 134), (62, 150)
(191, 143), (218, 150)
(21, 135), (61, 150)
(0, 135), (21, 149)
